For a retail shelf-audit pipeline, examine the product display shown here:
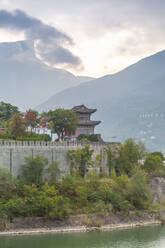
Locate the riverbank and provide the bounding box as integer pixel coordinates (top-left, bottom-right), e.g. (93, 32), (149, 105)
(0, 211), (163, 236)
(0, 220), (162, 236)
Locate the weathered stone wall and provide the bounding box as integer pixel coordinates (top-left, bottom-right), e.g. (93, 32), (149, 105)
(150, 177), (165, 204)
(0, 141), (116, 176)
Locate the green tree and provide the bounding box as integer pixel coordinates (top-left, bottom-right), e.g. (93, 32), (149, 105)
(60, 175), (87, 209)
(0, 101), (19, 121)
(143, 154), (163, 174)
(150, 151), (164, 161)
(68, 145), (93, 177)
(116, 139), (146, 176)
(48, 109), (78, 140)
(20, 155), (48, 186)
(46, 161), (63, 185)
(127, 169), (151, 209)
(105, 145), (119, 176)
(9, 113), (26, 137)
(0, 168), (14, 199)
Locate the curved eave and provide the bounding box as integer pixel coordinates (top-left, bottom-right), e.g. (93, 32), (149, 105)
(78, 121), (101, 126)
(74, 109), (97, 114)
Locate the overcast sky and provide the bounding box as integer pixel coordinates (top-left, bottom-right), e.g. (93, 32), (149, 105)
(0, 0), (165, 77)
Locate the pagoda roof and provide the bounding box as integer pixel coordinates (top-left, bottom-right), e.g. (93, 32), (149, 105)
(78, 120), (101, 126)
(72, 104), (97, 114)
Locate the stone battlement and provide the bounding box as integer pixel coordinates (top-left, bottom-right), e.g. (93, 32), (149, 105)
(0, 140), (118, 148)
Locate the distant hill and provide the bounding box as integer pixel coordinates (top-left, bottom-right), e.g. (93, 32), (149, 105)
(0, 40), (93, 110)
(37, 50), (165, 151)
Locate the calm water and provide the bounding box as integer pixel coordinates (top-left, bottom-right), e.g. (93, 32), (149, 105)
(1, 225), (165, 248)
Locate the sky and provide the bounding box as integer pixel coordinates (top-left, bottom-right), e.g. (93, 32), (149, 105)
(0, 0), (165, 77)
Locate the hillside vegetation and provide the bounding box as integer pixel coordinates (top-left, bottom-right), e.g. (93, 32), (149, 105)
(0, 139), (164, 226)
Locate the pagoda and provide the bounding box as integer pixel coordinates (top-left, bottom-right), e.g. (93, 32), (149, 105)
(72, 104), (101, 137)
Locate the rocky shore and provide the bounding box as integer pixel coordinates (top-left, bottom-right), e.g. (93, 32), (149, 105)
(0, 220), (162, 236)
(0, 211), (163, 236)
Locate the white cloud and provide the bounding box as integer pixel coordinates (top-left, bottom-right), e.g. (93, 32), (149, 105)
(0, 0), (165, 77)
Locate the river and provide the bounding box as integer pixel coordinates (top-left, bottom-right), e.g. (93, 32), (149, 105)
(1, 225), (165, 248)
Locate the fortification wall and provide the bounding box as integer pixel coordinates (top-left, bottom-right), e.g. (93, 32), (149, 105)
(0, 141), (118, 176)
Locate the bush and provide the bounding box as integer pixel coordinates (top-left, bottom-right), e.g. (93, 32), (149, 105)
(143, 154), (163, 174)
(48, 196), (71, 220)
(20, 155), (48, 186)
(3, 184), (71, 220)
(16, 132), (51, 141)
(96, 178), (133, 212)
(78, 134), (100, 142)
(86, 177), (100, 203)
(97, 178), (116, 203)
(0, 168), (15, 199)
(127, 170), (151, 209)
(4, 197), (28, 217)
(0, 133), (13, 140)
(0, 132), (51, 141)
(60, 175), (87, 209)
(40, 184), (71, 220)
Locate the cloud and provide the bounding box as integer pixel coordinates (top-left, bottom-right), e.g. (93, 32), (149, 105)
(0, 9), (83, 70)
(0, 1), (165, 76)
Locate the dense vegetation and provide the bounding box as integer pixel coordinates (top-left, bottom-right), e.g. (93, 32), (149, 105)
(77, 134), (100, 142)
(0, 101), (78, 141)
(0, 139), (164, 222)
(0, 132), (51, 142)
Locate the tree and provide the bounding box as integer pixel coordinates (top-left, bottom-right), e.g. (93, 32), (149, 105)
(48, 109), (78, 140)
(20, 155), (48, 186)
(39, 112), (50, 133)
(150, 151), (164, 161)
(115, 139), (146, 176)
(143, 154), (163, 174)
(0, 168), (14, 199)
(9, 113), (26, 137)
(0, 101), (19, 121)
(25, 109), (39, 132)
(105, 145), (120, 176)
(67, 145), (93, 177)
(127, 169), (151, 209)
(46, 161), (62, 185)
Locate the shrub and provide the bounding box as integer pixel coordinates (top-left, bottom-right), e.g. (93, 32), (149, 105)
(98, 178), (116, 203)
(95, 221), (102, 227)
(4, 197), (27, 217)
(48, 196), (71, 220)
(143, 154), (163, 174)
(17, 132), (51, 141)
(67, 145), (93, 177)
(46, 161), (62, 185)
(0, 133), (13, 140)
(0, 168), (15, 199)
(60, 175), (88, 209)
(127, 170), (151, 209)
(78, 134), (99, 142)
(20, 155), (48, 186)
(86, 219), (92, 227)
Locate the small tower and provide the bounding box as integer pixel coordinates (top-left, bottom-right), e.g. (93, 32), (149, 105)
(72, 104), (101, 137)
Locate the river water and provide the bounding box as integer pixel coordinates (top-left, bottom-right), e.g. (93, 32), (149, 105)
(1, 225), (165, 248)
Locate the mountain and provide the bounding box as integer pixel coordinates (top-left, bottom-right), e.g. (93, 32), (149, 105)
(37, 50), (165, 151)
(0, 40), (93, 110)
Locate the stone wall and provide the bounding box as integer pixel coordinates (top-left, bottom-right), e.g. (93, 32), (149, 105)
(150, 177), (165, 204)
(0, 141), (118, 176)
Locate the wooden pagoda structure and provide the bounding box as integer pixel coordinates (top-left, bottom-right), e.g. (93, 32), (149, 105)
(72, 104), (101, 137)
